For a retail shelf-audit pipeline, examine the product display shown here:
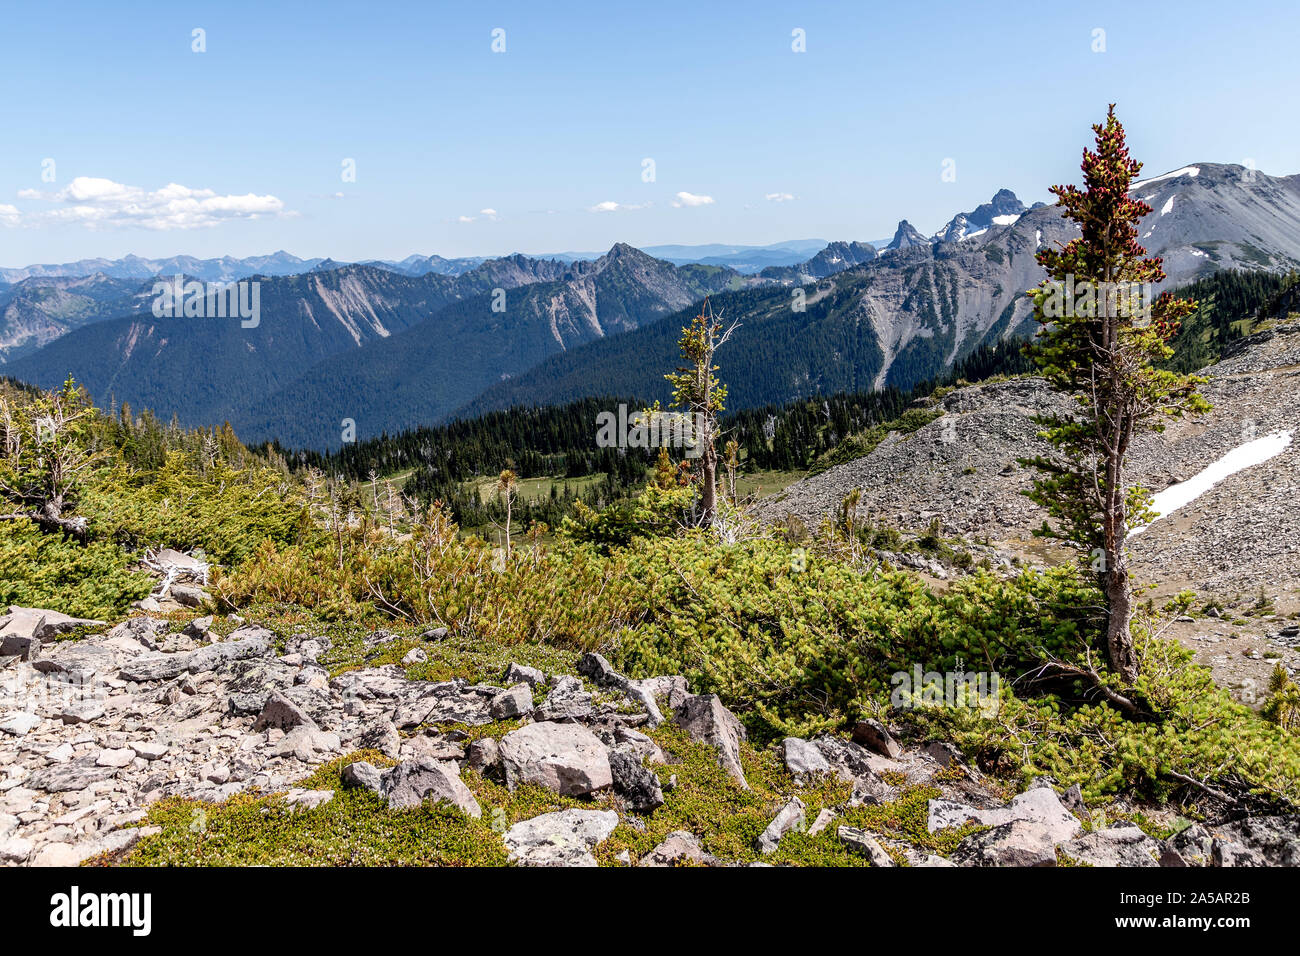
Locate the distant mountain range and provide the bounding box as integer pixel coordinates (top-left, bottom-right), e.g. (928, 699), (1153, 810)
(0, 251), (327, 285)
(6, 163), (1300, 451)
(6, 245), (743, 446)
(460, 164), (1300, 422)
(0, 240), (833, 286)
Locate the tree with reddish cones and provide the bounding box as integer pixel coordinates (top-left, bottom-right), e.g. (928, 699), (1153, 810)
(1023, 106), (1208, 684)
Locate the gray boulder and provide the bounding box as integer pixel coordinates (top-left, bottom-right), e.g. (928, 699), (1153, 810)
(503, 808), (619, 867)
(467, 737), (500, 773)
(340, 760), (385, 794)
(489, 682), (534, 720)
(253, 690), (318, 732)
(534, 675), (596, 722)
(951, 819), (1062, 867)
(838, 826), (895, 866)
(851, 718), (902, 758)
(1213, 816), (1300, 866)
(673, 693), (748, 788)
(928, 787), (1081, 845)
(28, 757), (115, 793)
(577, 652), (664, 725)
(609, 749), (664, 812)
(757, 796), (806, 854)
(381, 759), (481, 817)
(782, 737), (832, 779)
(640, 830), (719, 867)
(1060, 825), (1162, 867)
(358, 719), (402, 759)
(503, 662), (546, 688)
(498, 720), (613, 796)
(0, 711), (41, 736)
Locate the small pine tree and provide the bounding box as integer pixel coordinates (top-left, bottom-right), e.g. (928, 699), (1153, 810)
(665, 298), (738, 526)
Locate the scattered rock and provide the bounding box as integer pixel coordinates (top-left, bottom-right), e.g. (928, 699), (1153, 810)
(60, 700), (105, 725)
(783, 737), (832, 779)
(381, 759), (481, 817)
(95, 748), (135, 768)
(504, 808), (619, 867)
(951, 819), (1062, 867)
(1164, 823), (1214, 866)
(1060, 825), (1162, 867)
(535, 675), (595, 722)
(168, 584), (208, 608)
(673, 694), (748, 788)
(340, 760), (385, 794)
(757, 796), (806, 854)
(282, 789), (335, 811)
(1212, 816), (1300, 866)
(851, 718), (902, 758)
(928, 787), (1081, 845)
(358, 719), (402, 760)
(837, 826), (895, 866)
(503, 662), (546, 688)
(808, 808), (837, 836)
(0, 837), (33, 863)
(608, 750), (664, 812)
(639, 830), (718, 867)
(489, 683), (534, 720)
(270, 726), (340, 762)
(130, 741), (169, 761)
(577, 652), (664, 725)
(467, 737), (500, 774)
(849, 770), (898, 807)
(252, 690), (318, 732)
(498, 721), (613, 797)
(0, 712), (41, 736)
(27, 757), (115, 793)
(184, 616), (213, 639)
(922, 740), (963, 768)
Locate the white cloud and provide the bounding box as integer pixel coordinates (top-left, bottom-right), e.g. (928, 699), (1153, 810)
(589, 200), (651, 213)
(672, 191), (715, 208)
(765, 192), (795, 203)
(457, 215), (477, 223)
(480, 208), (499, 220)
(16, 176), (286, 230)
(0, 204), (19, 227)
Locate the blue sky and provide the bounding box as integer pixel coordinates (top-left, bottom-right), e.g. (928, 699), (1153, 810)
(2, 0), (1296, 266)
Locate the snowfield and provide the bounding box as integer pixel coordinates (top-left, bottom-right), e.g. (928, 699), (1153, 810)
(1130, 430), (1294, 536)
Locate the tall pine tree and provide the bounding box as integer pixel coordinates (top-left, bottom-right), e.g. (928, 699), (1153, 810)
(1023, 106), (1208, 683)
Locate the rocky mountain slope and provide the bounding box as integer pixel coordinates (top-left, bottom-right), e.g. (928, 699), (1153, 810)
(2, 261), (553, 429)
(229, 244), (741, 447)
(5, 248), (719, 443)
(756, 321), (1300, 694)
(0, 274), (145, 362)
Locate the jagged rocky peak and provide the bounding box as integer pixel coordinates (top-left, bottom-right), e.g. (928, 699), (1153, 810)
(936, 214), (971, 244)
(934, 189), (1030, 242)
(567, 242), (664, 277)
(886, 220), (930, 251)
(801, 240), (879, 277)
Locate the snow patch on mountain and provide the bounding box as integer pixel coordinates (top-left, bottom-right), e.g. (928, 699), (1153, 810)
(1129, 166), (1200, 191)
(1130, 430), (1294, 536)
